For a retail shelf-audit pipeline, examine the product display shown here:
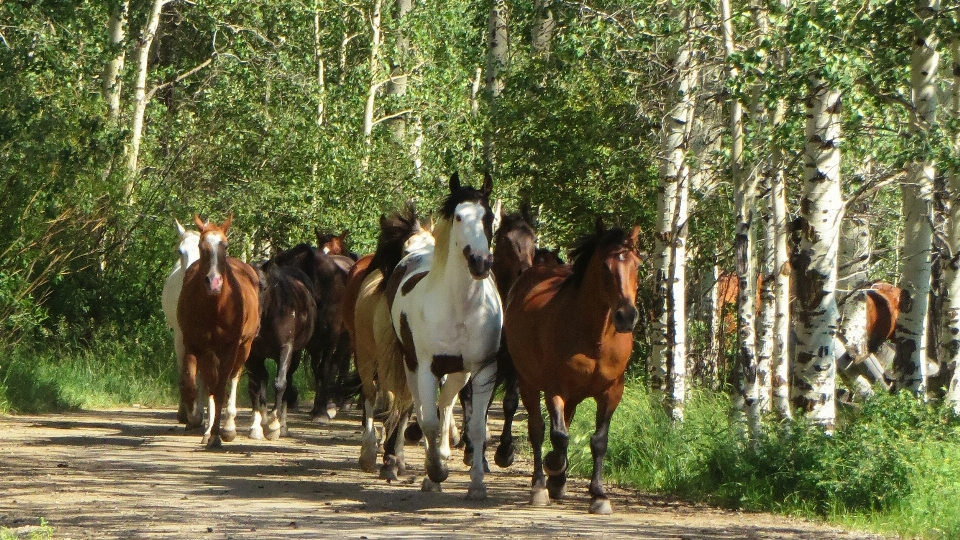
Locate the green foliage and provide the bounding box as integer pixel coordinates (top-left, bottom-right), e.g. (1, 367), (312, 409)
(0, 519), (54, 540)
(567, 386), (960, 538)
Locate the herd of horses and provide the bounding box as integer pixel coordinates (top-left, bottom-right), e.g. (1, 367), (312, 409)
(160, 172), (643, 515)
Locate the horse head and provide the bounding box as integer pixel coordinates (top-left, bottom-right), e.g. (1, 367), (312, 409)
(175, 218), (201, 273)
(572, 218), (642, 333)
(317, 229), (350, 256)
(194, 214), (233, 295)
(442, 171), (494, 280)
(493, 201), (537, 292)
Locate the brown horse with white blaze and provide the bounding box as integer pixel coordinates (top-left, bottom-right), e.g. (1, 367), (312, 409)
(178, 215), (261, 448)
(505, 219), (642, 515)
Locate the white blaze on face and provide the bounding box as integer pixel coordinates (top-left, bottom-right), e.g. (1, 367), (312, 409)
(453, 202), (491, 258)
(205, 232), (227, 292)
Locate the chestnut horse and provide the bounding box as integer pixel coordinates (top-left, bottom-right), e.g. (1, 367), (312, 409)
(505, 219), (642, 515)
(344, 202), (434, 480)
(389, 172), (501, 499)
(160, 219), (203, 427)
(246, 261), (316, 440)
(317, 229), (359, 261)
(178, 215), (261, 447)
(837, 281), (901, 389)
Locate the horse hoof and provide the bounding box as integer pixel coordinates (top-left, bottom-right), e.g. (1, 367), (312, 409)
(530, 488), (550, 507)
(186, 417), (204, 430)
(421, 478), (442, 493)
(494, 444), (515, 468)
(543, 452), (567, 476)
(589, 498), (613, 515)
(426, 461), (449, 484)
(325, 405), (338, 420)
(379, 465), (399, 482)
(312, 414), (331, 424)
(221, 430), (237, 443)
(547, 482), (566, 500)
(264, 429), (281, 441)
(205, 436), (222, 449)
(249, 427), (264, 440)
(466, 484), (487, 501)
(279, 426), (289, 437)
(463, 450), (473, 466)
(404, 423), (423, 444)
(200, 434), (210, 446)
(177, 406), (189, 425)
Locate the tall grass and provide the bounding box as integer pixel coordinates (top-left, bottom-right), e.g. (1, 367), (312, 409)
(566, 384), (960, 539)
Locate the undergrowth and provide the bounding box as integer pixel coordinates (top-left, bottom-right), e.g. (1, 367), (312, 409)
(567, 384), (960, 539)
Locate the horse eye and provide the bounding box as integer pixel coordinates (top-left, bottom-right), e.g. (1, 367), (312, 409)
(455, 215), (462, 222)
(618, 253), (625, 262)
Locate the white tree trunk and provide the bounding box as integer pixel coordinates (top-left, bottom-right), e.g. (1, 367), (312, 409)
(838, 209), (871, 292)
(770, 130), (792, 420)
(704, 265), (722, 386)
(483, 0), (508, 172)
(385, 0), (412, 141)
(531, 0), (555, 58)
(361, 0), (384, 172)
(944, 37), (960, 412)
(315, 0), (325, 127)
(721, 0), (759, 431)
(102, 0), (129, 121)
(792, 78), (842, 431)
(895, 0), (939, 395)
(757, 176), (775, 416)
(125, 0), (168, 197)
(652, 8), (696, 421)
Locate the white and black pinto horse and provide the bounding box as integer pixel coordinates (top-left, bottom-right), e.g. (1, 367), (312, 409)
(388, 172), (502, 499)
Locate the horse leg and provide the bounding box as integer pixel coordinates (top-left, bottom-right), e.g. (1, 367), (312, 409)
(438, 371), (468, 461)
(196, 352), (217, 446)
(379, 406), (409, 481)
(175, 332), (190, 424)
(246, 356), (268, 440)
(456, 383), (471, 451)
(220, 371), (241, 443)
(466, 361), (496, 500)
(180, 351), (203, 429)
(518, 377), (548, 506)
(588, 384), (623, 515)
(547, 400), (580, 500)
(413, 370), (446, 491)
(543, 394), (569, 500)
(495, 355), (519, 468)
(281, 351), (301, 437)
(265, 343), (294, 440)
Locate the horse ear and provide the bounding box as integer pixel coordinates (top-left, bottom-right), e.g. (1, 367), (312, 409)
(449, 172), (461, 192)
(175, 218), (186, 236)
(630, 225), (641, 246)
(222, 214), (233, 234)
(428, 215), (435, 232)
(193, 214), (204, 230)
(314, 227), (323, 246)
(340, 230), (349, 241)
(491, 199), (503, 234)
(520, 200), (533, 225)
(481, 171), (493, 197)
(594, 216), (605, 235)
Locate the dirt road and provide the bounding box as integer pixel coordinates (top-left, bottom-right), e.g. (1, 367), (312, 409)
(0, 406), (884, 539)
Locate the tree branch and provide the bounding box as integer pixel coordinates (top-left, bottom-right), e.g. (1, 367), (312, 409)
(372, 109), (413, 127)
(843, 170), (904, 209)
(146, 57), (213, 101)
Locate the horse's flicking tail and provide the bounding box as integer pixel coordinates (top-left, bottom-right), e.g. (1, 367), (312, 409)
(372, 298), (411, 421)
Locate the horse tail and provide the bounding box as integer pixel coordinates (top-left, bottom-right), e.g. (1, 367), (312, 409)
(372, 299), (412, 420)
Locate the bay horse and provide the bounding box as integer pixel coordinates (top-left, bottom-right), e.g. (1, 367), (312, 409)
(246, 261), (317, 440)
(317, 229), (359, 261)
(344, 202), (434, 480)
(178, 215), (261, 448)
(389, 172), (502, 498)
(505, 219), (642, 514)
(272, 243), (356, 421)
(160, 219), (203, 427)
(837, 281), (901, 390)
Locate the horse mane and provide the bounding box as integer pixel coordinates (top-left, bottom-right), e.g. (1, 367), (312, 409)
(372, 201), (422, 290)
(566, 227), (633, 287)
(496, 212), (535, 241)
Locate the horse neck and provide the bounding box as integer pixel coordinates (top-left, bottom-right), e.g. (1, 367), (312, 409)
(426, 218), (486, 300)
(570, 255), (617, 340)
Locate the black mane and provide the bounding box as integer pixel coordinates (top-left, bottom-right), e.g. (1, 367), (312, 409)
(567, 227), (632, 287)
(371, 201), (422, 290)
(441, 183), (493, 241)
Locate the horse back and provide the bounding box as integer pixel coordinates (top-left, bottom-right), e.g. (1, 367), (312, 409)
(343, 255), (374, 345)
(866, 282), (900, 352)
(255, 265), (317, 355)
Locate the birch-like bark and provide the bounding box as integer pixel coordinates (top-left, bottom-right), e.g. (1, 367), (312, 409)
(314, 0), (325, 127)
(838, 208), (870, 292)
(102, 0), (129, 121)
(944, 37), (960, 412)
(652, 8), (696, 421)
(483, 0), (508, 172)
(385, 0), (412, 141)
(895, 0), (939, 395)
(125, 0), (168, 198)
(770, 125), (792, 420)
(361, 0), (384, 173)
(792, 78), (841, 431)
(531, 0), (555, 59)
(704, 265), (722, 387)
(721, 0), (758, 425)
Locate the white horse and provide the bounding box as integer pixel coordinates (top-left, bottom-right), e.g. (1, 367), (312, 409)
(389, 172), (503, 499)
(160, 219), (203, 427)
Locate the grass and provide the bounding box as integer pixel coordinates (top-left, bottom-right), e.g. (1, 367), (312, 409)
(0, 519), (54, 540)
(565, 384), (960, 539)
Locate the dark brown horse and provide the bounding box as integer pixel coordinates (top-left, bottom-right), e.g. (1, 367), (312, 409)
(272, 243), (356, 421)
(505, 219), (642, 514)
(246, 261), (317, 440)
(178, 215), (261, 448)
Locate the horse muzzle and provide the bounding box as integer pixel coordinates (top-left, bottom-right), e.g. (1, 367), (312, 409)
(613, 304), (639, 333)
(207, 273), (224, 294)
(464, 247), (493, 279)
